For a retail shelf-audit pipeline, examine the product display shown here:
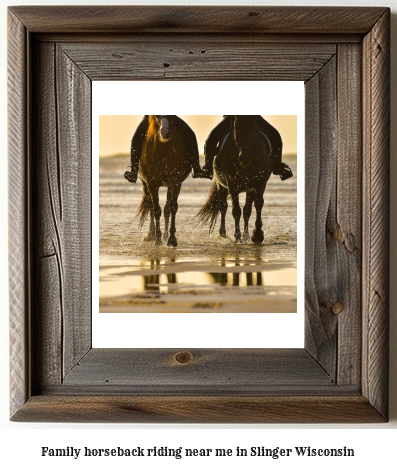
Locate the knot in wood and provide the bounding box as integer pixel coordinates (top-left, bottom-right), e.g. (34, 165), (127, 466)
(174, 351), (193, 365)
(333, 225), (344, 244)
(331, 302), (344, 316)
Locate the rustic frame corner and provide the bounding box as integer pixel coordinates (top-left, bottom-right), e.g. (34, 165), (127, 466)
(8, 6), (390, 423)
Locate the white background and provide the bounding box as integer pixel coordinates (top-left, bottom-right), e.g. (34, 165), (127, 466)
(1, 0), (396, 469)
(92, 81), (305, 348)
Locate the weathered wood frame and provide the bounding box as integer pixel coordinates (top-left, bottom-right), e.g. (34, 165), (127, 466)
(8, 6), (390, 423)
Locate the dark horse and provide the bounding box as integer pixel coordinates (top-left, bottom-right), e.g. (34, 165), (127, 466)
(136, 115), (192, 247)
(197, 116), (272, 244)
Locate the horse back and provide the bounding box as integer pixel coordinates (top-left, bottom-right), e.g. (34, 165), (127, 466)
(215, 129), (272, 193)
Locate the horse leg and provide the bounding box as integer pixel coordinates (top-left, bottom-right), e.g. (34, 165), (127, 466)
(163, 190), (171, 242)
(251, 189), (265, 244)
(141, 181), (156, 242)
(218, 186), (228, 238)
(147, 183), (162, 245)
(144, 211), (156, 241)
(243, 191), (255, 241)
(167, 184), (181, 247)
(230, 192), (242, 243)
(142, 210), (156, 242)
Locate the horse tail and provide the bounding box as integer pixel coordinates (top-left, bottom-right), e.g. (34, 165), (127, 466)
(146, 115), (157, 142)
(196, 182), (221, 233)
(136, 189), (151, 229)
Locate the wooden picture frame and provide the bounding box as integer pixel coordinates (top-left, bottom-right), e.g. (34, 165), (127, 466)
(8, 6), (390, 423)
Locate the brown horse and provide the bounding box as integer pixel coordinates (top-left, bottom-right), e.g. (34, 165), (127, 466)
(197, 115), (272, 244)
(136, 115), (192, 247)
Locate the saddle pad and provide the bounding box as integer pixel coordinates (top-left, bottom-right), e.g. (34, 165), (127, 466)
(218, 132), (231, 155)
(258, 130), (273, 153)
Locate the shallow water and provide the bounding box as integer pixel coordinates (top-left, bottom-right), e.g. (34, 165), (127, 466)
(100, 259), (296, 296)
(98, 155), (297, 313)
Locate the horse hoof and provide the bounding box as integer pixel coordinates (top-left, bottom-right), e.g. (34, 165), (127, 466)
(155, 239), (163, 246)
(142, 233), (156, 242)
(167, 237), (178, 247)
(234, 237), (243, 244)
(251, 230), (264, 244)
(243, 232), (250, 241)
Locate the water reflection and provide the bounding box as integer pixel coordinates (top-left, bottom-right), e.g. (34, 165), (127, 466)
(124, 266), (294, 294)
(128, 268), (296, 297)
(208, 271), (263, 287)
(99, 255), (296, 299)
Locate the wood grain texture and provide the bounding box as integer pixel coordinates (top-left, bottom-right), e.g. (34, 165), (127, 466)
(34, 33), (363, 45)
(8, 10), (30, 418)
(31, 42), (92, 386)
(336, 44), (362, 386)
(32, 42), (63, 387)
(362, 9), (390, 419)
(55, 46), (92, 377)
(59, 42), (335, 81)
(8, 6), (390, 423)
(9, 6), (387, 34)
(62, 349), (333, 392)
(11, 396), (385, 424)
(304, 57), (338, 377)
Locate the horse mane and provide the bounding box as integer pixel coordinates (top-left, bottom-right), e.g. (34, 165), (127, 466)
(146, 115), (158, 142)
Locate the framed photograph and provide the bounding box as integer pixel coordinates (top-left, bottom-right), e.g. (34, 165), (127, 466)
(8, 6), (390, 423)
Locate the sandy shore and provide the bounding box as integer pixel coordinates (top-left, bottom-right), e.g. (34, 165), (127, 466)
(100, 295), (296, 313)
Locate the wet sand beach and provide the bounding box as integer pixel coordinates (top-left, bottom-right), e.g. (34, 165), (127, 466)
(99, 155), (297, 313)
